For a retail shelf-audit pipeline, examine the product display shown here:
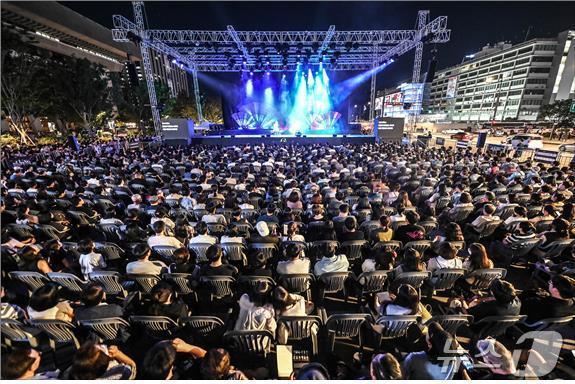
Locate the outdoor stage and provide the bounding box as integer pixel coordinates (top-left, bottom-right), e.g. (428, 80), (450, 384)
(187, 133), (377, 146)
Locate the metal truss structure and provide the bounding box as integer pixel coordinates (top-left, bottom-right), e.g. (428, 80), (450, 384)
(112, 2), (450, 133)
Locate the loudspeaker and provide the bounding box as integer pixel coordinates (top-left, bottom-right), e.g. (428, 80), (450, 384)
(477, 132), (488, 148)
(67, 135), (80, 152)
(425, 58), (437, 83)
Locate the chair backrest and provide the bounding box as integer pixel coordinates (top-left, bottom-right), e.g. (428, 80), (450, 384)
(181, 316), (225, 337)
(35, 225), (60, 241)
(357, 271), (389, 294)
(223, 330), (274, 356)
(510, 237), (541, 259)
(467, 268), (507, 291)
(248, 243), (277, 260)
(199, 275), (236, 298)
(430, 268), (466, 291)
(319, 272), (349, 293)
(68, 210), (91, 225)
(1, 319), (38, 346)
(277, 316), (321, 341)
(99, 224), (121, 238)
(78, 317), (130, 342)
(193, 209), (208, 221)
(496, 205), (518, 221)
(221, 243), (247, 264)
(479, 220), (503, 238)
(375, 315), (420, 338)
(6, 224), (34, 238)
(127, 274), (160, 293)
(238, 275), (276, 293)
(542, 239), (574, 259)
(207, 223), (226, 235)
(391, 220), (408, 231)
(88, 271), (126, 296)
(435, 197), (452, 212)
(163, 273), (195, 295)
(278, 274), (314, 295)
(448, 241), (466, 253)
(8, 271), (49, 292)
(241, 209), (259, 223)
(340, 240), (367, 262)
(94, 242), (124, 261)
(449, 206), (474, 223)
(373, 241), (403, 252)
(188, 243), (212, 263)
(392, 271), (431, 289)
(325, 313), (370, 338)
(130, 316), (179, 339)
(420, 221), (438, 236)
(47, 272), (86, 293)
(523, 315), (575, 332)
(427, 315), (473, 335)
(403, 240), (432, 254)
(152, 246), (177, 263)
(476, 315), (526, 339)
(535, 220), (554, 233)
(28, 319), (79, 347)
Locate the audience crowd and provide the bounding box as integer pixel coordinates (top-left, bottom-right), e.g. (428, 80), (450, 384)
(1, 140), (575, 380)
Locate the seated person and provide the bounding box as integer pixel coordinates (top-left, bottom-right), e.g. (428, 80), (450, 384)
(257, 204), (279, 225)
(466, 204), (500, 238)
(313, 241), (349, 277)
(338, 217), (365, 243)
(78, 239), (107, 279)
(148, 220), (183, 248)
(189, 222), (218, 245)
(249, 221), (280, 244)
(276, 243), (310, 275)
(393, 211), (425, 244)
(27, 283), (74, 321)
(427, 242), (463, 273)
(126, 243), (167, 276)
(244, 251), (273, 277)
(142, 281), (189, 321)
(460, 279), (521, 324)
(361, 246), (397, 273)
(1, 348), (59, 380)
(75, 282), (124, 321)
(533, 218), (570, 258)
(68, 341), (136, 380)
(234, 282), (276, 335)
(201, 203), (227, 225)
(168, 248), (200, 279)
(374, 284), (431, 322)
(371, 215), (393, 243)
(402, 322), (469, 380)
(199, 245), (238, 277)
(519, 275), (575, 323)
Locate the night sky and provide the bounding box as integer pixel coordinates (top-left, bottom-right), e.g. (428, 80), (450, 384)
(61, 1), (575, 102)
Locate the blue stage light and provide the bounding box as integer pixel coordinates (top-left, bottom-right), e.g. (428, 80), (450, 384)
(246, 78), (254, 97)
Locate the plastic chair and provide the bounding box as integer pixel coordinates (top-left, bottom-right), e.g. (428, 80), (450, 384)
(373, 241), (403, 252)
(78, 317), (130, 342)
(356, 271), (389, 300)
(152, 246), (177, 263)
(47, 272), (87, 294)
(466, 268), (507, 291)
(238, 275), (276, 293)
(8, 271), (50, 292)
(430, 268), (466, 292)
(221, 243), (247, 266)
(248, 243), (277, 261)
(319, 272), (350, 299)
(520, 315), (575, 332)
(340, 240), (368, 263)
(34, 224), (61, 241)
(223, 330), (274, 358)
(278, 273), (315, 301)
(130, 316), (179, 339)
(392, 271), (431, 289)
(181, 316), (225, 338)
(1, 319), (39, 348)
(199, 275), (236, 300)
(277, 316), (321, 360)
(403, 240), (432, 255)
(163, 273), (195, 295)
(94, 242), (124, 262)
(127, 274), (160, 294)
(475, 315), (527, 339)
(426, 315), (473, 336)
(188, 243), (212, 263)
(325, 313), (371, 354)
(89, 271), (127, 297)
(28, 319), (80, 349)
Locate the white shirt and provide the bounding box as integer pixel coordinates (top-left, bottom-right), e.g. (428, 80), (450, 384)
(147, 235), (183, 248)
(79, 252), (106, 279)
(126, 259), (167, 276)
(314, 254), (349, 277)
(188, 234), (217, 245)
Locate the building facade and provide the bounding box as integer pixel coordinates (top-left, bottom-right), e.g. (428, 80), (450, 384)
(1, 1), (189, 97)
(424, 30), (575, 122)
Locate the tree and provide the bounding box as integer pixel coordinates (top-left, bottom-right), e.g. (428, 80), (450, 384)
(1, 27), (46, 144)
(539, 99), (575, 139)
(50, 57), (111, 132)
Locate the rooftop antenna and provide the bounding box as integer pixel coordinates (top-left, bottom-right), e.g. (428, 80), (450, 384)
(524, 26), (532, 42)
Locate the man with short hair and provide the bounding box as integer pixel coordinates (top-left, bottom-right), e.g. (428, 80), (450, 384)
(147, 221), (183, 248)
(126, 243), (167, 276)
(75, 282), (124, 321)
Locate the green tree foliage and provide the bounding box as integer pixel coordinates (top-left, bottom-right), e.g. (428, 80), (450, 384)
(539, 99), (575, 127)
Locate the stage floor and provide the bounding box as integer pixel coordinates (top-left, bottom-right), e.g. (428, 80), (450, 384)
(185, 133), (376, 146)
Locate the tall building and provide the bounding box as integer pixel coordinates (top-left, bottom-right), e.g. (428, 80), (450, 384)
(423, 30), (575, 122)
(1, 1), (189, 97)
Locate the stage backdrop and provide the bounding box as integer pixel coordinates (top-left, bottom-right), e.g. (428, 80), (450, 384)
(221, 71), (350, 136)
